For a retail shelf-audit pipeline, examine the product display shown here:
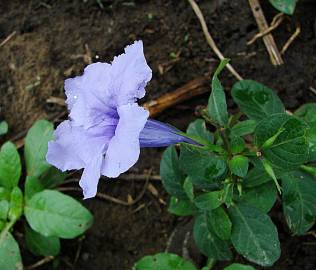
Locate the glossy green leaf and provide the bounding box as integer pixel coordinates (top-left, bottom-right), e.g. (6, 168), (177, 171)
(255, 113), (308, 170)
(269, 0), (297, 15)
(160, 146), (187, 198)
(207, 207), (232, 240)
(8, 187), (23, 222)
(24, 190), (93, 239)
(25, 176), (44, 200)
(232, 80), (285, 121)
(243, 166), (271, 188)
(25, 226), (60, 256)
(240, 182), (277, 212)
(0, 187), (10, 201)
(133, 253), (198, 270)
(0, 233), (23, 270)
(230, 136), (245, 154)
(229, 204), (280, 266)
(224, 263), (256, 270)
(229, 155), (249, 178)
(168, 197), (196, 216)
(0, 121), (8, 136)
(231, 120), (257, 137)
(183, 177), (194, 201)
(24, 120), (54, 177)
(281, 170), (316, 234)
(222, 183), (234, 207)
(194, 191), (222, 210)
(295, 103), (316, 124)
(0, 142), (21, 189)
(193, 213), (232, 260)
(187, 119), (213, 145)
(180, 145), (226, 189)
(207, 59), (229, 127)
(0, 200), (9, 220)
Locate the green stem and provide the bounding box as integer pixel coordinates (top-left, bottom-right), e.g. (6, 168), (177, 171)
(0, 220), (15, 246)
(219, 128), (231, 157)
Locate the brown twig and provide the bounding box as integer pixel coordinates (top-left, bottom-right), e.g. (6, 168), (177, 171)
(58, 172), (150, 206)
(309, 86), (316, 95)
(281, 24), (301, 54)
(248, 0), (284, 65)
(0, 31), (16, 47)
(187, 0), (243, 80)
(25, 256), (54, 270)
(247, 13), (284, 45)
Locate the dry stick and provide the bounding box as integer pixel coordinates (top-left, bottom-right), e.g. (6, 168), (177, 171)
(0, 31), (16, 47)
(25, 256), (54, 270)
(248, 0), (284, 65)
(281, 24), (301, 55)
(247, 13), (284, 45)
(187, 0), (243, 81)
(58, 174), (149, 206)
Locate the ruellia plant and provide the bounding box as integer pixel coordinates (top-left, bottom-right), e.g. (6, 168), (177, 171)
(269, 0), (298, 15)
(0, 120), (93, 270)
(135, 59), (316, 269)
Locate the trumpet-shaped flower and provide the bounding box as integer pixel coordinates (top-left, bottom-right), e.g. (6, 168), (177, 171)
(46, 41), (197, 199)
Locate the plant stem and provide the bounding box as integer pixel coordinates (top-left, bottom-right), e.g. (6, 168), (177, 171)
(0, 219), (15, 246)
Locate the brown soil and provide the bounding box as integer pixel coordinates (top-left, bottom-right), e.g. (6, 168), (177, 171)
(1, 0), (316, 269)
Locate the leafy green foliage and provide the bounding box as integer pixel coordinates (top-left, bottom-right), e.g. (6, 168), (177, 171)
(168, 197), (196, 216)
(232, 80), (285, 121)
(133, 253), (198, 270)
(229, 204), (280, 266)
(25, 226), (60, 256)
(229, 155), (249, 177)
(255, 113), (308, 170)
(24, 190), (93, 239)
(269, 0), (297, 15)
(0, 142), (21, 189)
(224, 263), (256, 270)
(0, 121), (8, 136)
(194, 213), (232, 260)
(24, 120), (54, 177)
(231, 120), (257, 137)
(194, 191), (222, 211)
(0, 233), (23, 270)
(207, 207), (232, 240)
(0, 120), (93, 269)
(281, 170), (316, 234)
(187, 119), (213, 145)
(207, 59), (229, 126)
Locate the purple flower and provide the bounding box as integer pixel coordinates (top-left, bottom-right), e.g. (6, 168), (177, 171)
(46, 41), (197, 199)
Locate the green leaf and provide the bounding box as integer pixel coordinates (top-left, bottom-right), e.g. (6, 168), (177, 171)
(294, 103), (316, 124)
(244, 165), (271, 188)
(229, 156), (249, 178)
(229, 204), (280, 266)
(269, 0), (297, 15)
(180, 145), (226, 189)
(25, 226), (60, 256)
(0, 142), (21, 189)
(281, 170), (316, 234)
(305, 121), (316, 162)
(0, 233), (23, 270)
(231, 120), (257, 137)
(8, 187), (23, 222)
(24, 190), (93, 239)
(160, 146), (187, 198)
(261, 159), (281, 194)
(222, 183), (234, 207)
(39, 166), (67, 188)
(224, 263), (256, 270)
(230, 136), (245, 154)
(187, 119), (213, 145)
(168, 197), (196, 216)
(207, 59), (229, 127)
(0, 200), (9, 220)
(183, 177), (194, 201)
(239, 182), (277, 212)
(0, 187), (10, 201)
(0, 121), (8, 136)
(232, 80), (285, 121)
(207, 207), (232, 240)
(255, 113), (308, 170)
(133, 253), (198, 270)
(24, 120), (54, 177)
(193, 213), (232, 260)
(25, 176), (44, 200)
(194, 191), (222, 211)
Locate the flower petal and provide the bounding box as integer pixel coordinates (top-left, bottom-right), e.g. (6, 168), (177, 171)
(102, 103), (149, 177)
(110, 40), (152, 106)
(46, 120), (113, 172)
(79, 155), (103, 199)
(139, 119), (199, 147)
